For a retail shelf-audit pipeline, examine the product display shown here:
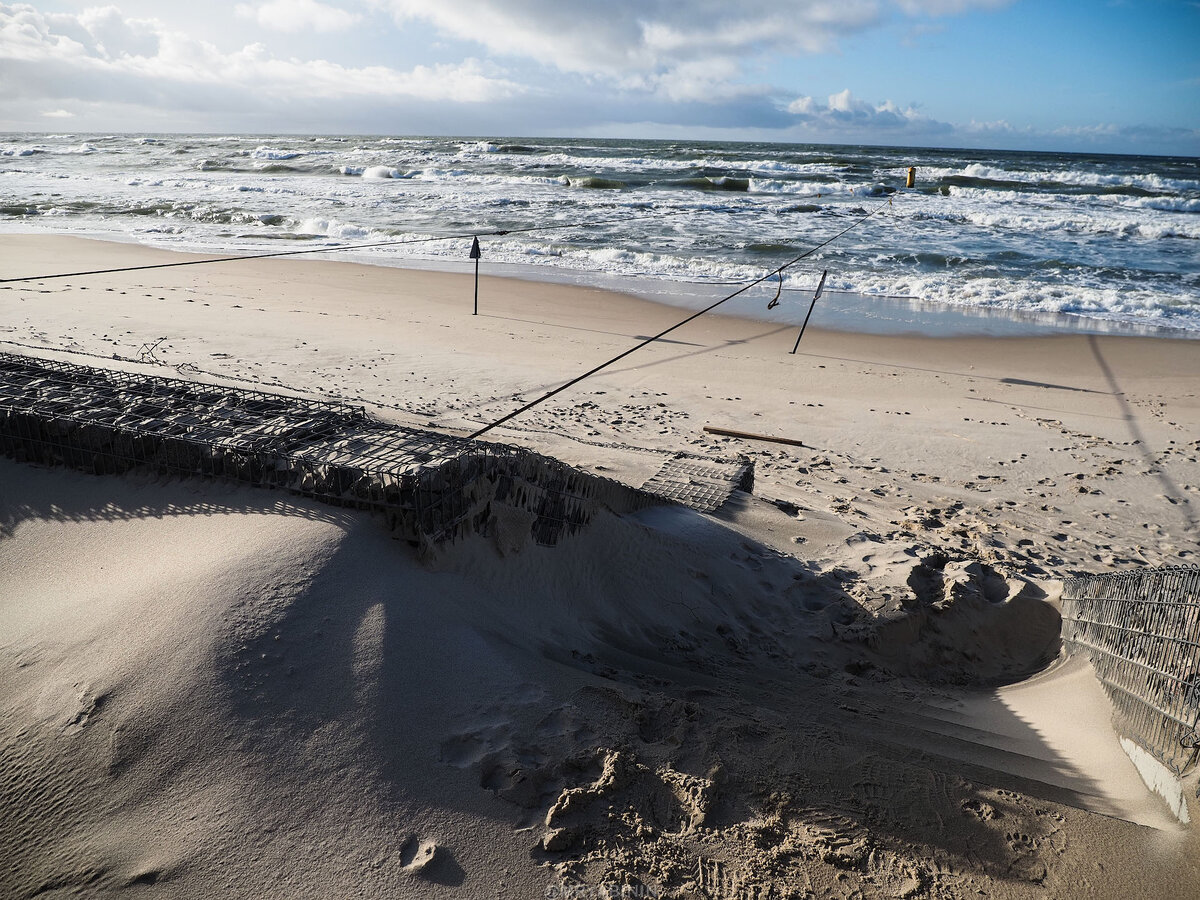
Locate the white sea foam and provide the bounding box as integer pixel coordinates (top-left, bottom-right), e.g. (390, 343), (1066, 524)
(951, 162), (1198, 194)
(459, 140), (501, 154)
(362, 166), (404, 179)
(747, 179), (830, 196)
(292, 217), (374, 240)
(850, 271), (1200, 332)
(1121, 196), (1200, 214)
(244, 147), (304, 160)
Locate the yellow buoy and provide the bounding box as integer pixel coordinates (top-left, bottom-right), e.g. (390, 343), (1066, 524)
(906, 166), (917, 188)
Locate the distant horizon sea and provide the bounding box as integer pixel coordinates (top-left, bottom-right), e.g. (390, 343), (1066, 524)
(2, 133), (1197, 338)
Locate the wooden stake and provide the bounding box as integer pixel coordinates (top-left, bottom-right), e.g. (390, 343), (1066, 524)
(703, 425), (807, 448)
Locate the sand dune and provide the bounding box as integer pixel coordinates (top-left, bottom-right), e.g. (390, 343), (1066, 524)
(2, 235), (1199, 898)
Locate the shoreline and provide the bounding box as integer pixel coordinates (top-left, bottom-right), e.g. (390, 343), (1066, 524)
(4, 226), (1197, 341)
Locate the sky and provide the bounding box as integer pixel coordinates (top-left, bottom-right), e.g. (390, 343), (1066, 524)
(1, 0), (1198, 154)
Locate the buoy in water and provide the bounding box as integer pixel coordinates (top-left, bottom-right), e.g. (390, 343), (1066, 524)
(906, 166), (917, 188)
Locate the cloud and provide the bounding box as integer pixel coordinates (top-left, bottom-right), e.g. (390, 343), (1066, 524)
(1, 1), (1186, 155)
(235, 0), (362, 33)
(785, 88), (952, 136)
(0, 2), (520, 119)
(376, 0), (1009, 99)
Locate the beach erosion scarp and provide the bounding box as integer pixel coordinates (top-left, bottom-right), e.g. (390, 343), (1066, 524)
(2, 234), (1200, 898)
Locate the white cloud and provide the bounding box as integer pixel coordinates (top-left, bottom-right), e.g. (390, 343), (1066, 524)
(0, 2), (520, 115)
(376, 0), (1008, 99)
(785, 88), (951, 136)
(894, 0), (1011, 14)
(41, 107), (75, 117)
(965, 118), (1017, 134)
(827, 88), (857, 113)
(235, 0), (362, 33)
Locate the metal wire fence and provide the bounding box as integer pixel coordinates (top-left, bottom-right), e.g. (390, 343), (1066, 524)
(0, 352), (653, 547)
(1062, 566), (1200, 775)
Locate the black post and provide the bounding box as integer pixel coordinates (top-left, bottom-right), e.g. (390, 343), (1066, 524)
(469, 236), (481, 315)
(790, 270), (827, 355)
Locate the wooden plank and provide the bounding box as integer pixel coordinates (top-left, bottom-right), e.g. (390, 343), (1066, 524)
(702, 425), (807, 448)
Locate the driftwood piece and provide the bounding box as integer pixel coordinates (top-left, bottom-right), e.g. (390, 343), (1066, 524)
(702, 425), (806, 448)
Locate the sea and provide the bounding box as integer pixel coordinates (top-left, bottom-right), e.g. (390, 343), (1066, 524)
(2, 133), (1197, 338)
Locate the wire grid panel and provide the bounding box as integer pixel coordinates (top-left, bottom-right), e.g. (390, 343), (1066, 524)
(1061, 566), (1200, 775)
(640, 454), (755, 513)
(0, 351), (657, 547)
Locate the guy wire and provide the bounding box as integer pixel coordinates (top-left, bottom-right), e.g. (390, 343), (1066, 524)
(466, 197), (893, 440)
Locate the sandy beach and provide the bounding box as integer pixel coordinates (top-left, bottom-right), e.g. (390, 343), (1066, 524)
(2, 234), (1199, 898)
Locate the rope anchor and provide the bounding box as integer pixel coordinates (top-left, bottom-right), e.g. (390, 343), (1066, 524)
(766, 270), (784, 309)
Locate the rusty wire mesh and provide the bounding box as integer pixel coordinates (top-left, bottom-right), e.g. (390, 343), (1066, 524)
(0, 351), (653, 546)
(1062, 566), (1200, 775)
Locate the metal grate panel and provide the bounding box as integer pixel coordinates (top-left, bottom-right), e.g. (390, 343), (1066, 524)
(1062, 566), (1200, 775)
(640, 454), (754, 513)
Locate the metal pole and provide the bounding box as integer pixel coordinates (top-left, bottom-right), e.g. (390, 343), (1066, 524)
(790, 270), (827, 354)
(469, 236), (481, 315)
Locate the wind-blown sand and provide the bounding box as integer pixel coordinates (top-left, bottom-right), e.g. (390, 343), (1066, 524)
(2, 235), (1198, 898)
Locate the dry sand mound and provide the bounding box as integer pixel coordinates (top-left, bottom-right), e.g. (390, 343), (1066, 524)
(4, 458), (1192, 899)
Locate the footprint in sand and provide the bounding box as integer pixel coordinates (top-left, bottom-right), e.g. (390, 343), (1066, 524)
(399, 835), (439, 875)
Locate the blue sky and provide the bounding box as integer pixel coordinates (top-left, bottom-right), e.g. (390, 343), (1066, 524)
(2, 0), (1197, 154)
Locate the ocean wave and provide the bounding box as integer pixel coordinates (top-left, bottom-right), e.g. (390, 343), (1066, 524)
(852, 183), (894, 197)
(241, 146), (304, 160)
(908, 196), (1200, 241)
(853, 272), (1200, 332)
(947, 162), (1199, 195)
(668, 176), (750, 192)
(459, 140), (502, 154)
(563, 175), (627, 190)
(1121, 196), (1200, 214)
(748, 179), (832, 196)
(363, 166), (409, 179)
(292, 217), (378, 240)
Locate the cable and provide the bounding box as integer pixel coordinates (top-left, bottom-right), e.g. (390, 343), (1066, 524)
(467, 198), (892, 440)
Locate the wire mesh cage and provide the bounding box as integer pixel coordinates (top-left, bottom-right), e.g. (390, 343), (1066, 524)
(0, 352), (656, 548)
(1062, 566), (1200, 775)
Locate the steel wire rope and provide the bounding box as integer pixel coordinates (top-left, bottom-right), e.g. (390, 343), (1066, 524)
(466, 198), (894, 440)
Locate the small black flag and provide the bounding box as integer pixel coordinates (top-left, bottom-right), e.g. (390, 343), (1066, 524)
(469, 236), (481, 259)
